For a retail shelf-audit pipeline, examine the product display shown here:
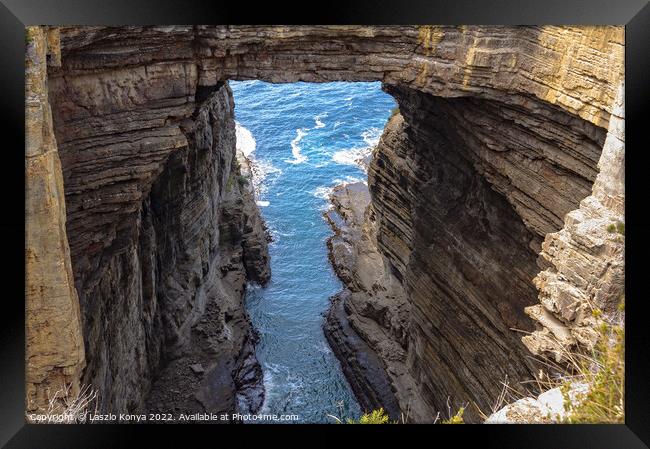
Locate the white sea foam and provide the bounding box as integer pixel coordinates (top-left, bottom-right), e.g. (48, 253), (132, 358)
(333, 175), (365, 185)
(235, 122), (256, 157)
(259, 363), (280, 413)
(285, 373), (306, 401)
(234, 122), (281, 202)
(285, 128), (309, 164)
(330, 127), (382, 169)
(247, 156), (282, 194)
(314, 113), (327, 129)
(312, 185), (333, 200)
(316, 341), (332, 354)
(331, 146), (372, 167)
(361, 127), (382, 147)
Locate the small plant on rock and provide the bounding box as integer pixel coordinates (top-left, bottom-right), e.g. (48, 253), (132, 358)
(561, 310), (624, 424)
(237, 175), (249, 187)
(328, 406), (393, 424)
(442, 406), (465, 424)
(346, 408), (391, 424)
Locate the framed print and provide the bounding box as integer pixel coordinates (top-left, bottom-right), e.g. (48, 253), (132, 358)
(1, 0), (648, 447)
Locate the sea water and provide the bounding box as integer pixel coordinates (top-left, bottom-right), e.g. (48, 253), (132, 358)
(231, 80), (396, 423)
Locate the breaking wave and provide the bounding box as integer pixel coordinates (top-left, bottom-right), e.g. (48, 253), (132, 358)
(285, 128), (309, 164)
(235, 121), (257, 157)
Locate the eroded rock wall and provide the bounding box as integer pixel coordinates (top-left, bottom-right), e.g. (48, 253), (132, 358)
(26, 25), (624, 420)
(326, 79), (617, 421)
(45, 53), (270, 413)
(25, 26), (86, 413)
(370, 82), (609, 419)
(522, 83), (625, 362)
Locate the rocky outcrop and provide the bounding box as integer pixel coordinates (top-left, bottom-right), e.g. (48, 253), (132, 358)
(485, 383), (588, 424)
(26, 26), (623, 421)
(522, 83), (625, 362)
(25, 26), (85, 414)
(323, 183), (412, 421)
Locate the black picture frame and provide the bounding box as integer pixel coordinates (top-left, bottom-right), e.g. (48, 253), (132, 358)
(2, 0), (648, 447)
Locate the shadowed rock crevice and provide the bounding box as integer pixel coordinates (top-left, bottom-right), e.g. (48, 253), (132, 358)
(50, 80), (270, 415)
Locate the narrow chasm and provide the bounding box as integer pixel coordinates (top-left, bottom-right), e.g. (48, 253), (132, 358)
(49, 79), (271, 417)
(230, 81), (396, 422)
(45, 74), (608, 423)
(26, 26), (624, 426)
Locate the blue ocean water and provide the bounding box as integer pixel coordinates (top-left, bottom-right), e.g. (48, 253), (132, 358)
(230, 80), (396, 423)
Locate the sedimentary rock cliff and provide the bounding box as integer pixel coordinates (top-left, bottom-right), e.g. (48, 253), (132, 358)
(26, 26), (85, 413)
(26, 26), (271, 415)
(25, 25), (624, 421)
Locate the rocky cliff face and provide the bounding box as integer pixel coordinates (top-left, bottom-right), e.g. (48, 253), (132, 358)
(351, 80), (614, 420)
(325, 84), (623, 422)
(52, 81), (270, 415)
(26, 26), (623, 421)
(26, 26), (271, 415)
(25, 26), (86, 414)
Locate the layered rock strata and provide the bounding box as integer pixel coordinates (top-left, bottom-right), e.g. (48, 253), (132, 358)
(522, 83), (625, 363)
(27, 25), (271, 414)
(325, 83), (621, 422)
(56, 80), (270, 415)
(25, 26), (86, 414)
(26, 26), (624, 421)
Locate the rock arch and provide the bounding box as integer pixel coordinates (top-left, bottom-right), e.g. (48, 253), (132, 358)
(26, 25), (624, 420)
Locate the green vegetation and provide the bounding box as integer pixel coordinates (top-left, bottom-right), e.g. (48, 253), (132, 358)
(237, 175), (249, 187)
(345, 408), (391, 424)
(330, 298), (624, 425)
(616, 221), (625, 235)
(606, 221), (625, 235)
(225, 172), (249, 192)
(25, 30), (34, 45)
(441, 406), (465, 424)
(560, 298), (625, 424)
(329, 403), (467, 424)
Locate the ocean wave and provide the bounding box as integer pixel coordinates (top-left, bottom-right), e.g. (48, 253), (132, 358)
(312, 185), (333, 201)
(256, 200), (270, 207)
(331, 146), (372, 167)
(361, 127), (382, 147)
(314, 113), (327, 129)
(235, 122), (256, 157)
(285, 128), (309, 164)
(333, 175), (365, 185)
